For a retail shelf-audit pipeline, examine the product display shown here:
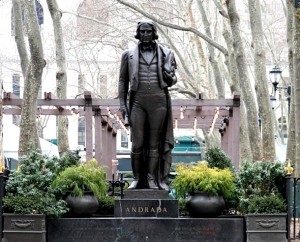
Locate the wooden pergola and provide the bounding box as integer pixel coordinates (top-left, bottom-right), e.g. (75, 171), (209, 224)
(2, 91), (240, 175)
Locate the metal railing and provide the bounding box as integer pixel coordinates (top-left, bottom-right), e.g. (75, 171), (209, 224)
(287, 175), (300, 241)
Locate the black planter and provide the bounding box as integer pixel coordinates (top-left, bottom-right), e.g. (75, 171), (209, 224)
(2, 213), (46, 242)
(186, 192), (225, 217)
(65, 192), (99, 217)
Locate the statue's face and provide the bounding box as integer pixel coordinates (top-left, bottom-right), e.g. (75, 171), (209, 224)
(139, 24), (153, 44)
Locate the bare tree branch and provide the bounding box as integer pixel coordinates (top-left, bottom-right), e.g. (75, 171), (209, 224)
(116, 0), (228, 56)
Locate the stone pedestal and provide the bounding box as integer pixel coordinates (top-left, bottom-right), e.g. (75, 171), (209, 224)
(123, 189), (169, 199)
(47, 190), (245, 242)
(47, 217), (245, 242)
(115, 189), (178, 218)
(114, 199), (178, 217)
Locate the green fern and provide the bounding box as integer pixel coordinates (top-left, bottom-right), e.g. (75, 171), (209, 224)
(51, 159), (108, 200)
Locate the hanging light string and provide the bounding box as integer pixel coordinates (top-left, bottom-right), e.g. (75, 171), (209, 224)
(208, 107), (220, 136)
(115, 113), (129, 135)
(180, 106), (185, 119)
(174, 118), (178, 130)
(174, 118), (178, 136)
(107, 106), (129, 134)
(107, 106), (115, 119)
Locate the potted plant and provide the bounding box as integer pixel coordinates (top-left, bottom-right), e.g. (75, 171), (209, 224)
(2, 150), (80, 242)
(51, 159), (108, 217)
(172, 161), (236, 217)
(238, 160), (287, 242)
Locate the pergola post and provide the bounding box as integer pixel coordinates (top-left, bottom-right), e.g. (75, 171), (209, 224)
(94, 108), (102, 165)
(231, 94), (241, 168)
(112, 132), (117, 177)
(101, 117), (110, 178)
(106, 126), (113, 179)
(221, 128), (229, 155)
(84, 92), (93, 161)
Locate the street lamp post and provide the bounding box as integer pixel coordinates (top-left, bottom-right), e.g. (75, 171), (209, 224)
(269, 66), (291, 141)
(269, 66), (291, 115)
(269, 66), (282, 94)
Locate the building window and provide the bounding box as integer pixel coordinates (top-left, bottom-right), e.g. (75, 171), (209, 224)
(12, 74), (20, 97)
(120, 129), (128, 148)
(78, 117), (86, 146)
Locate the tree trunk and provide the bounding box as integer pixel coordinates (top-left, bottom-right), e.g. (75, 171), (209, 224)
(12, 0), (28, 77)
(223, 20), (253, 161)
(0, 60), (3, 169)
(196, 0), (225, 98)
(225, 0), (262, 161)
(46, 0), (70, 155)
(18, 0), (45, 157)
(293, 9), (300, 176)
(248, 0), (275, 161)
(286, 0), (296, 162)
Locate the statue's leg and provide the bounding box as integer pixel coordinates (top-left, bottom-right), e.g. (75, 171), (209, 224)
(127, 151), (143, 189)
(159, 147), (172, 191)
(129, 96), (146, 189)
(147, 94), (167, 190)
(147, 149), (159, 189)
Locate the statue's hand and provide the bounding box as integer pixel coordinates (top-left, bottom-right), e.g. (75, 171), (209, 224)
(120, 106), (130, 126)
(163, 71), (172, 81)
(163, 71), (176, 86)
(120, 106), (128, 120)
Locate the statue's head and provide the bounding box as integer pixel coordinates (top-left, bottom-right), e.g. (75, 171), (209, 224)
(135, 19), (159, 40)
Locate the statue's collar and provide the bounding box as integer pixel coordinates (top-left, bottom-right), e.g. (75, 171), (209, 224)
(138, 41), (157, 51)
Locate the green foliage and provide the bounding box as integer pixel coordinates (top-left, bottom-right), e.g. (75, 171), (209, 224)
(238, 160), (287, 214)
(97, 195), (115, 216)
(178, 198), (189, 217)
(46, 151), (81, 175)
(3, 150), (80, 217)
(51, 159), (108, 200)
(172, 162), (236, 200)
(239, 160), (286, 197)
(205, 147), (233, 170)
(3, 194), (68, 217)
(245, 194), (286, 214)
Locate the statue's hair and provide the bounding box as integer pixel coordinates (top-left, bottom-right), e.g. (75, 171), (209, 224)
(135, 19), (159, 40)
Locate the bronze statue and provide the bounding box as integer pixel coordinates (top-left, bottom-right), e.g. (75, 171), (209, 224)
(118, 19), (177, 190)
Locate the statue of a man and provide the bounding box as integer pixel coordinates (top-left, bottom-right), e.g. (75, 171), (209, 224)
(118, 19), (177, 190)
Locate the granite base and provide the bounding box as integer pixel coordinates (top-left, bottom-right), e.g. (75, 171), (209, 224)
(114, 199), (178, 217)
(123, 189), (169, 199)
(47, 217), (245, 242)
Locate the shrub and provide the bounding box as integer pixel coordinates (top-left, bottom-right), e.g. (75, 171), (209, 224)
(246, 194), (286, 214)
(3, 150), (80, 217)
(172, 162), (236, 199)
(238, 160), (287, 214)
(205, 147), (233, 170)
(96, 195), (115, 216)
